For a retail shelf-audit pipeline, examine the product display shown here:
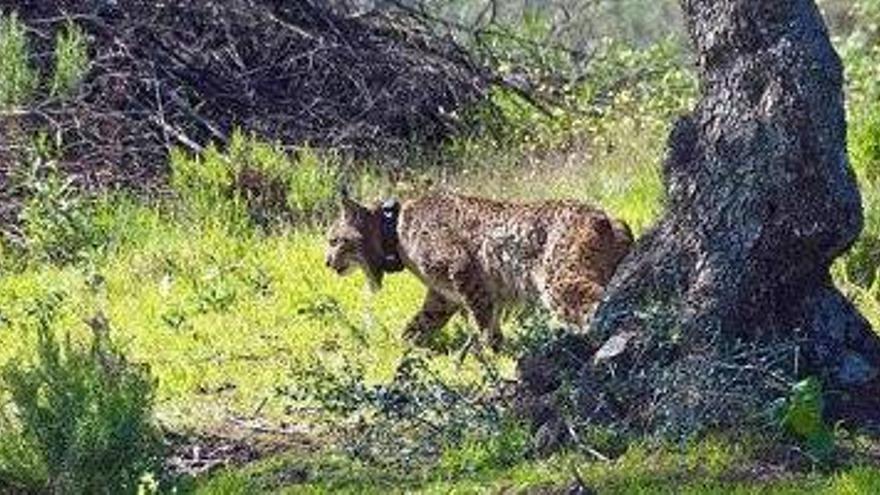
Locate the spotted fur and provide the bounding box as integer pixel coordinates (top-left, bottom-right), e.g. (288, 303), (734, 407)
(325, 192), (632, 351)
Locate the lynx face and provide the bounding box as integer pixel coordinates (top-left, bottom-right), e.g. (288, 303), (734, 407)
(324, 196), (385, 288)
(324, 223), (363, 276)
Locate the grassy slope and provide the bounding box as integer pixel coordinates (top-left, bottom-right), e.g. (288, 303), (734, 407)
(0, 216), (479, 428)
(0, 116), (666, 431)
(187, 115), (880, 493)
(1, 30), (879, 495)
(1, 116), (879, 492)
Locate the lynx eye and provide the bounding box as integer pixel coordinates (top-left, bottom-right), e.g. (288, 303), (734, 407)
(329, 237), (341, 246)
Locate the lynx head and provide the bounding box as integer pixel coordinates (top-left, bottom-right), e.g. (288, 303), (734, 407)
(324, 189), (386, 290)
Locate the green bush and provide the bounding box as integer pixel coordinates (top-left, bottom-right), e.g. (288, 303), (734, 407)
(461, 37), (695, 154)
(775, 377), (835, 462)
(0, 296), (162, 494)
(1, 13), (90, 106)
(51, 20), (90, 99)
(170, 144), (247, 228)
(14, 154), (109, 264)
(171, 132), (341, 228)
(0, 10), (37, 108)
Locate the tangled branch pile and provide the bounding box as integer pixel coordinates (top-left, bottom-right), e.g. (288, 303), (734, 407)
(514, 328), (802, 452)
(1, 0), (492, 191)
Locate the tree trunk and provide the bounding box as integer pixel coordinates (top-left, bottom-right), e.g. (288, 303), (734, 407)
(520, 0), (880, 437)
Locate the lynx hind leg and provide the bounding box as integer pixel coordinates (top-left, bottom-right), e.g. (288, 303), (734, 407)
(402, 289), (460, 346)
(449, 262), (503, 352)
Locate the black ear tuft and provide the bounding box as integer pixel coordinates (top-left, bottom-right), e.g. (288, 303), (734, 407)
(338, 184), (360, 212)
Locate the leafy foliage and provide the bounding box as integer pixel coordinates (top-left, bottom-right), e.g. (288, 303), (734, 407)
(0, 11), (37, 108)
(459, 37), (695, 156)
(10, 152), (109, 265)
(0, 294), (162, 494)
(170, 132), (342, 229)
(50, 20), (90, 99)
(777, 377), (835, 461)
(288, 350), (526, 475)
(0, 13), (90, 107)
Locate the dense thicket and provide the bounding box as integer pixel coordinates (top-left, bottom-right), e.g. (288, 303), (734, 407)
(0, 0), (491, 190)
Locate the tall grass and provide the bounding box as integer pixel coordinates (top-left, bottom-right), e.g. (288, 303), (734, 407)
(170, 132), (343, 230)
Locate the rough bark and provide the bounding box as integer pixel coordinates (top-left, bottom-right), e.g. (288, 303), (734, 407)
(520, 0), (880, 436)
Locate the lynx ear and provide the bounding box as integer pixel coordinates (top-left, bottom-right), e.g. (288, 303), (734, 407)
(338, 184), (359, 212)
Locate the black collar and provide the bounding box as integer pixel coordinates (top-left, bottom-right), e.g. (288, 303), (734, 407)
(380, 199), (405, 273)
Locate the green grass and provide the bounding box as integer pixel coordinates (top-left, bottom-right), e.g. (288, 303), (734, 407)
(191, 436), (880, 494)
(0, 121), (671, 428)
(0, 107), (673, 429)
(1, 140), (877, 492)
(0, 215), (453, 428)
(1, 105), (879, 491)
(0, 133), (669, 491)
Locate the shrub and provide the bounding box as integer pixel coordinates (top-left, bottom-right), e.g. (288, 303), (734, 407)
(775, 377), (835, 462)
(171, 133), (341, 228)
(1, 13), (90, 106)
(51, 20), (90, 99)
(170, 144), (247, 228)
(0, 10), (37, 108)
(460, 37), (695, 154)
(13, 153), (109, 264)
(0, 297), (162, 494)
(288, 351), (518, 473)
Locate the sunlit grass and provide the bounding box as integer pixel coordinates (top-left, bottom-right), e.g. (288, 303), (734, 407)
(0, 199), (520, 429)
(192, 434), (880, 494)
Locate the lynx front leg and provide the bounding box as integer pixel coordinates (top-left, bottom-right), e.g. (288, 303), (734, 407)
(402, 289), (460, 346)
